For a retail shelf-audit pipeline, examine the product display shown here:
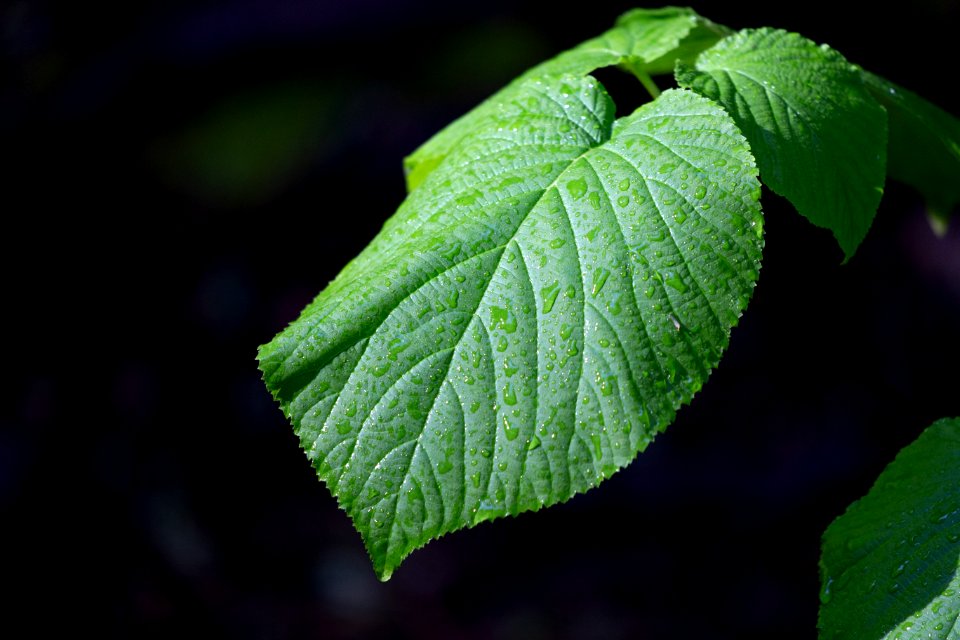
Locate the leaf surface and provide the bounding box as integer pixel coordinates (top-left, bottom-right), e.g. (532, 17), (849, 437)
(677, 29), (887, 259)
(819, 418), (960, 639)
(258, 80), (763, 579)
(403, 6), (729, 191)
(863, 72), (960, 223)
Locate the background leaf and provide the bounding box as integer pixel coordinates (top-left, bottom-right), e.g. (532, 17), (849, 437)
(403, 6), (728, 191)
(863, 72), (960, 227)
(677, 28), (887, 260)
(259, 82), (763, 579)
(819, 417), (960, 639)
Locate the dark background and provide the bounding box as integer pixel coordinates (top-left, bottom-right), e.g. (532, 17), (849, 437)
(4, 0), (959, 637)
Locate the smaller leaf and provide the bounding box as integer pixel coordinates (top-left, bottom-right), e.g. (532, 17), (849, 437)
(819, 417), (960, 640)
(863, 72), (960, 222)
(677, 28), (888, 260)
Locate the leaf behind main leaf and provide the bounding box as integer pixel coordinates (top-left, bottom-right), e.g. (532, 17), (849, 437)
(863, 72), (960, 225)
(403, 6), (729, 191)
(677, 28), (888, 260)
(259, 78), (764, 580)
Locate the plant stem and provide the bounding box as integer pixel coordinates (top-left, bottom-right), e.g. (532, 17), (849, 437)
(627, 64), (661, 99)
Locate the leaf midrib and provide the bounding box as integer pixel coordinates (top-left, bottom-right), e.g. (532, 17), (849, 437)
(329, 132), (615, 521)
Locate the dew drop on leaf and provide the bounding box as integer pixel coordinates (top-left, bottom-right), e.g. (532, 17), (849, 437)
(566, 178), (588, 199)
(591, 267), (610, 297)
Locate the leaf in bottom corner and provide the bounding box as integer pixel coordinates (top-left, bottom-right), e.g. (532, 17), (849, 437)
(819, 417), (960, 639)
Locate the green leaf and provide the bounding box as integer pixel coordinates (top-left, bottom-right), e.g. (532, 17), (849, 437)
(863, 72), (960, 223)
(258, 80), (763, 580)
(677, 28), (888, 260)
(403, 7), (729, 191)
(819, 417), (960, 639)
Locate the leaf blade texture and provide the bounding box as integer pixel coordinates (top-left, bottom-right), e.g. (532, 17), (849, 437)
(403, 6), (729, 191)
(258, 78), (764, 579)
(819, 417), (960, 640)
(677, 28), (888, 259)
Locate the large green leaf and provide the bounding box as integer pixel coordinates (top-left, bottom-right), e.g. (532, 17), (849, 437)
(403, 6), (729, 191)
(258, 79), (763, 579)
(863, 72), (960, 226)
(677, 28), (887, 260)
(819, 418), (960, 639)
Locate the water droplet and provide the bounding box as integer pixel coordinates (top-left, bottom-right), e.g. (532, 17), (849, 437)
(471, 472), (481, 488)
(658, 163), (676, 174)
(566, 178), (588, 199)
(618, 178), (631, 191)
(446, 289), (460, 309)
(527, 435), (541, 451)
(694, 185), (707, 199)
(437, 459), (453, 474)
(606, 292), (622, 315)
(387, 337), (411, 361)
(664, 273), (688, 293)
(549, 237), (566, 249)
(372, 363), (391, 377)
(892, 561), (907, 578)
(588, 191), (601, 210)
(504, 416), (520, 441)
(617, 195), (630, 207)
(590, 434), (602, 458)
(600, 376), (616, 396)
(503, 382), (518, 406)
(336, 420), (352, 435)
(819, 577), (833, 604)
(541, 280), (561, 313)
(490, 306), (517, 333)
(591, 267), (610, 297)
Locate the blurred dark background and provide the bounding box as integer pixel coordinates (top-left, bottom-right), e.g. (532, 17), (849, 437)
(3, 0), (959, 637)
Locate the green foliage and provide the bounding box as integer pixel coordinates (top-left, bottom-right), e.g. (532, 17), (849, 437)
(862, 73), (960, 227)
(403, 6), (727, 191)
(676, 28), (887, 260)
(819, 418), (960, 640)
(258, 7), (960, 582)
